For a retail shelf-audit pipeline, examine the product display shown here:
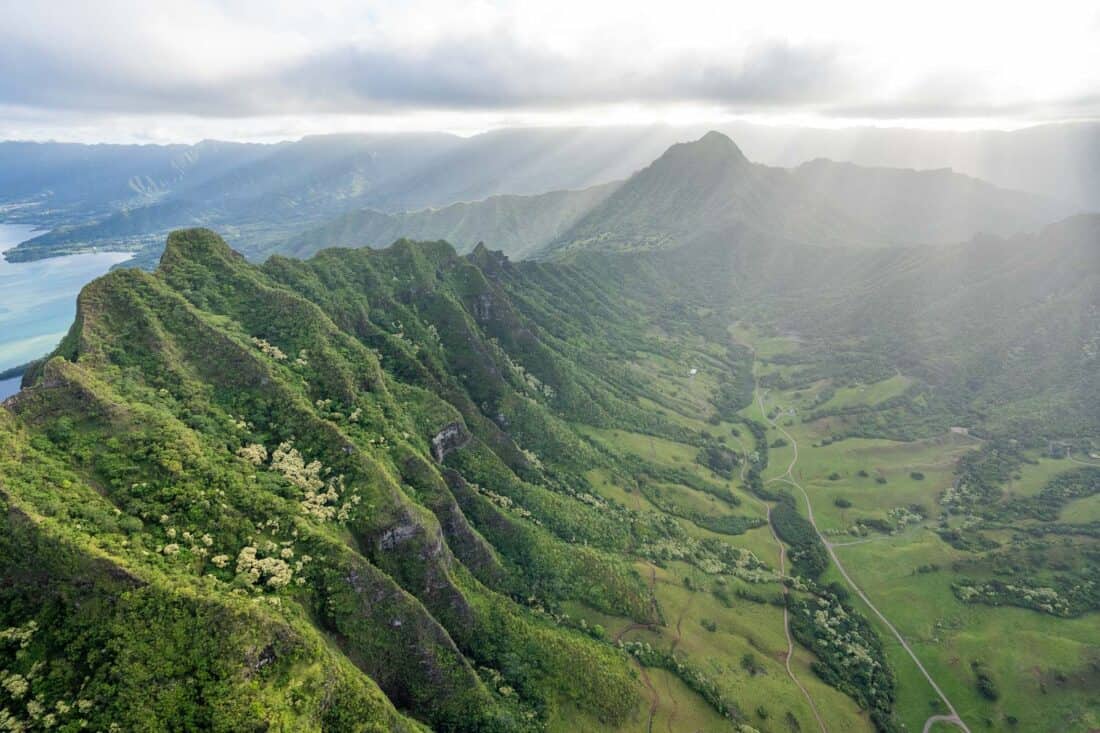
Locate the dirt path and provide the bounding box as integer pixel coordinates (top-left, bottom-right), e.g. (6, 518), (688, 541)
(756, 392), (971, 733)
(732, 369), (827, 732)
(613, 563), (663, 731)
(668, 564), (699, 654)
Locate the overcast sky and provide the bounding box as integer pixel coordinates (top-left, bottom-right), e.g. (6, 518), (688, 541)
(1, 0), (1098, 143)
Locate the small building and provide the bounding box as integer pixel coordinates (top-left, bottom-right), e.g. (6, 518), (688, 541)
(949, 426), (969, 436)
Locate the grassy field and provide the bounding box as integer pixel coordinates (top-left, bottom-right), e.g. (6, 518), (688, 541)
(1060, 492), (1100, 522)
(574, 415), (874, 732)
(735, 327), (1100, 732)
(828, 532), (1100, 731)
(815, 374), (915, 411)
(568, 323), (1098, 731)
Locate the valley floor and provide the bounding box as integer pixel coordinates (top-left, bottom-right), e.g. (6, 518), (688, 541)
(568, 325), (1098, 732)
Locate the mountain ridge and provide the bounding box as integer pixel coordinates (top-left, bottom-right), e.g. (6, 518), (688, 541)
(546, 130), (1076, 255)
(261, 131), (1073, 265)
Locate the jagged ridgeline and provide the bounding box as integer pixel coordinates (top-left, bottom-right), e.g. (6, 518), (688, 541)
(0, 229), (758, 731)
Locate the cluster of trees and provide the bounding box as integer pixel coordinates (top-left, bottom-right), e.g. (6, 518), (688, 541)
(788, 593), (899, 732)
(770, 496), (830, 580)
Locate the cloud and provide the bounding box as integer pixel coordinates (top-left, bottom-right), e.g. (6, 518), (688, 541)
(0, 0), (1097, 140)
(0, 22), (848, 116)
(273, 36), (847, 111)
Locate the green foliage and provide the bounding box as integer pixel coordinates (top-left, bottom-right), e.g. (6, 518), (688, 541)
(788, 595), (899, 732)
(971, 661), (1000, 701)
(4, 230), (697, 730)
(769, 499), (829, 581)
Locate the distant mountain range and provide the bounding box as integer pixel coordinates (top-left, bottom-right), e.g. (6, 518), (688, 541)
(0, 127), (692, 261)
(2, 122), (1095, 263)
(269, 132), (1073, 261)
(270, 183), (619, 262)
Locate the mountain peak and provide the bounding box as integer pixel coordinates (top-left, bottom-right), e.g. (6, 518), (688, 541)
(699, 129), (739, 148)
(687, 130), (747, 160)
(643, 130), (749, 178)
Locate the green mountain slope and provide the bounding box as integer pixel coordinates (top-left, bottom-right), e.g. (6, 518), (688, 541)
(568, 212), (1100, 440)
(1, 127), (687, 263)
(3, 229), (790, 731)
(1, 207), (1094, 730)
(253, 131), (1068, 267)
(548, 131), (1072, 255)
(266, 183), (619, 262)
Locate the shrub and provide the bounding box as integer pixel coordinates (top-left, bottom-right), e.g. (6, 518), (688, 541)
(972, 661), (999, 700)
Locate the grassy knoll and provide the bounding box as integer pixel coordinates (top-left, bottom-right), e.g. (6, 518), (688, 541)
(1001, 455), (1082, 498)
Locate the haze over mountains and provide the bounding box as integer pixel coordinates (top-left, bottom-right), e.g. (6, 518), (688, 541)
(276, 131), (1073, 261)
(0, 127), (690, 261)
(265, 128), (1100, 438)
(2, 122), (1095, 264)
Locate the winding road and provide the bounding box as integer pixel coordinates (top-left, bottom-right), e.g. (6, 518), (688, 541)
(756, 390), (971, 733)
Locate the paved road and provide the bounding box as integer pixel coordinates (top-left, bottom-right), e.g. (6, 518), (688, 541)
(922, 714), (965, 733)
(756, 391), (971, 733)
(1067, 449), (1100, 468)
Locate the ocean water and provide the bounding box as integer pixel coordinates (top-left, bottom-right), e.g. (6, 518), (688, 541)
(0, 376), (19, 401)
(0, 223), (133, 394)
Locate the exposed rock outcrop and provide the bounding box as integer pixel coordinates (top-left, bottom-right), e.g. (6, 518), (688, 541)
(431, 421), (470, 462)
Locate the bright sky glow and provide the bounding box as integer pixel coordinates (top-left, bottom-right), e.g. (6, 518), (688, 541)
(1, 0), (1097, 142)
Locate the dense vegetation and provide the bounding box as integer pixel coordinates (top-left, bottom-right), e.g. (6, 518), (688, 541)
(2, 230), (697, 730)
(3, 131), (1098, 731)
(2, 228), (841, 731)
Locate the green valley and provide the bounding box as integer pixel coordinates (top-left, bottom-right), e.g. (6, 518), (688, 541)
(1, 133), (1097, 733)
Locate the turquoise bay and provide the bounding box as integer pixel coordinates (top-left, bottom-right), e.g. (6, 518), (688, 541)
(0, 223), (132, 398)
